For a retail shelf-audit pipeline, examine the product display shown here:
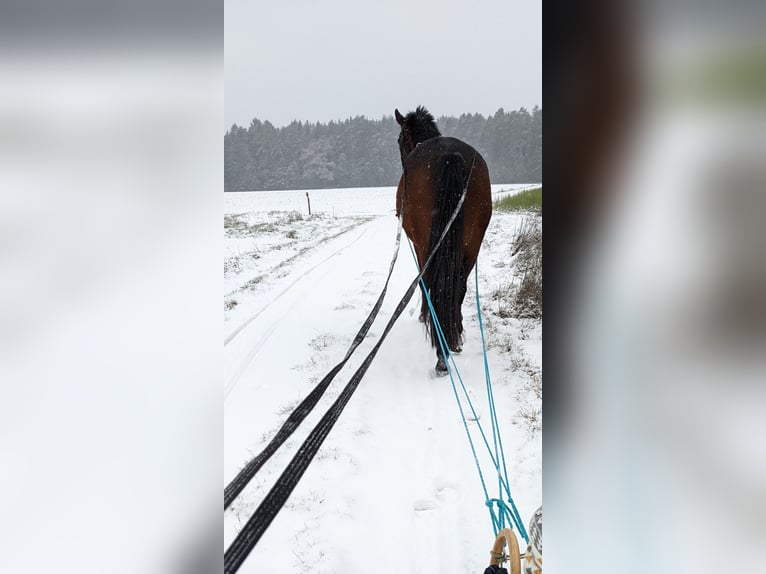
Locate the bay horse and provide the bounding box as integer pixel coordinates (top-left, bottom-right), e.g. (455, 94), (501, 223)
(394, 106), (492, 375)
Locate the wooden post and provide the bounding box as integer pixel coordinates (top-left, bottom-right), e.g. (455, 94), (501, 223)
(305, 191), (311, 215)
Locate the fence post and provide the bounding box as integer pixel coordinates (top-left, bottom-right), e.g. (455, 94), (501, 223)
(305, 191), (311, 215)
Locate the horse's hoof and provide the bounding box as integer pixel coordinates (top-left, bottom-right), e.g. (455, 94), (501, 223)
(450, 345), (462, 354)
(434, 359), (448, 377)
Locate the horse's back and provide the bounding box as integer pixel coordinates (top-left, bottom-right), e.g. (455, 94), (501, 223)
(405, 136), (478, 162)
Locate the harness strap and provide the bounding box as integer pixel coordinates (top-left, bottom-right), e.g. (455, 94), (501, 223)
(224, 188), (469, 574)
(224, 215), (403, 510)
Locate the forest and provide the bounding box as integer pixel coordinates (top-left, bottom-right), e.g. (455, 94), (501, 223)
(224, 106), (541, 191)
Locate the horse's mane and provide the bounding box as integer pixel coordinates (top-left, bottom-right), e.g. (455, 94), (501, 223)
(403, 106), (441, 143)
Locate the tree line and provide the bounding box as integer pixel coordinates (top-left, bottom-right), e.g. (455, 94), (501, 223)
(224, 106), (541, 191)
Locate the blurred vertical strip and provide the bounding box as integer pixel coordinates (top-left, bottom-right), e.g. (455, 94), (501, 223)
(0, 2), (222, 574)
(545, 0), (766, 572)
(543, 0), (639, 427)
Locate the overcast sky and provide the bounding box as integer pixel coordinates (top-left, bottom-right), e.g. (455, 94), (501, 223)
(225, 0), (541, 129)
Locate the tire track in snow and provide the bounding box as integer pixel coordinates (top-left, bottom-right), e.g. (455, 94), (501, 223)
(224, 217), (382, 401)
(224, 219), (374, 347)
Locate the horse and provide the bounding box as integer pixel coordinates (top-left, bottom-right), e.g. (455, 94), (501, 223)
(394, 106), (492, 375)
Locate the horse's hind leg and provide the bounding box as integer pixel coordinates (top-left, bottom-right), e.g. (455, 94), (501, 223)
(419, 282), (429, 323)
(449, 270), (469, 354)
(413, 243), (430, 323)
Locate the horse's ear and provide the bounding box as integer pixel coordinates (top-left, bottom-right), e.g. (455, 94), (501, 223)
(395, 109), (405, 125)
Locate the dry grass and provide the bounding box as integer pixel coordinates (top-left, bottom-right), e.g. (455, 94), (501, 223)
(488, 215), (542, 320)
(510, 216), (542, 319)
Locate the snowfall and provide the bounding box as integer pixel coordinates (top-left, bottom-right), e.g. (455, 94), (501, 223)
(223, 184), (542, 573)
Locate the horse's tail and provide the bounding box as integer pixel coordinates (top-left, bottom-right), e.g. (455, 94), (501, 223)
(423, 151), (466, 352)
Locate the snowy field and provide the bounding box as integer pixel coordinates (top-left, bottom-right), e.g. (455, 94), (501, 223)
(224, 184), (542, 573)
(223, 183), (538, 217)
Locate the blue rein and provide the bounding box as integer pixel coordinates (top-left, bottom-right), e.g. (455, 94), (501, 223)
(406, 238), (528, 544)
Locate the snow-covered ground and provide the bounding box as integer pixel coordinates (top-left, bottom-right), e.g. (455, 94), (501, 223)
(224, 184), (541, 573)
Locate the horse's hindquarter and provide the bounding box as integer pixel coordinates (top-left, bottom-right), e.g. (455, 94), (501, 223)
(399, 137), (491, 267)
(428, 138), (492, 266)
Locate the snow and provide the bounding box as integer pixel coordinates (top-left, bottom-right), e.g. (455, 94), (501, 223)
(224, 184), (541, 573)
